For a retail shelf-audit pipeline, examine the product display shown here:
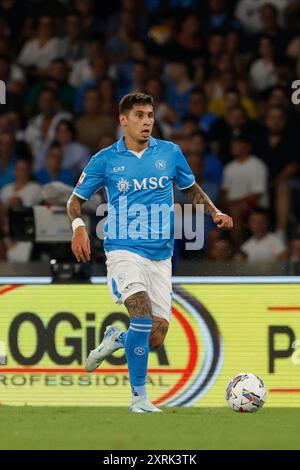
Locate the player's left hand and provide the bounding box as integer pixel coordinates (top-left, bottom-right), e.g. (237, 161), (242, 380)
(212, 212), (233, 230)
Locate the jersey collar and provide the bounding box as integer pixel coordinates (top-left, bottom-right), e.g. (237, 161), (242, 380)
(116, 136), (157, 154)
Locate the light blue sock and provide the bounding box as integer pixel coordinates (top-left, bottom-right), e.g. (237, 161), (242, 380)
(124, 317), (153, 399)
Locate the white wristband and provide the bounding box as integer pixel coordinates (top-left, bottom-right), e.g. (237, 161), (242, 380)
(72, 218), (85, 233)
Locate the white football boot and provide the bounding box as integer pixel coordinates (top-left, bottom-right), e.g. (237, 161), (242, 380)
(129, 396), (162, 413)
(85, 325), (122, 372)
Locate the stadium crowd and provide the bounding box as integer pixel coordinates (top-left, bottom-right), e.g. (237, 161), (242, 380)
(0, 0), (300, 271)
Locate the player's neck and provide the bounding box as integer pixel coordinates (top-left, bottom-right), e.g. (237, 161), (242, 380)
(124, 135), (149, 153)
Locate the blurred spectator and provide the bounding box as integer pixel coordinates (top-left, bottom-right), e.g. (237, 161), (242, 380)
(203, 0), (240, 34)
(254, 4), (291, 54)
(187, 88), (218, 133)
(288, 235), (300, 273)
(167, 11), (203, 60)
(54, 120), (90, 178)
(0, 54), (25, 114)
(0, 159), (41, 208)
(18, 15), (60, 73)
(146, 77), (178, 139)
(69, 35), (105, 88)
(74, 56), (109, 112)
(206, 237), (235, 261)
(75, 88), (116, 153)
(106, 10), (137, 63)
(97, 77), (119, 117)
(249, 36), (278, 91)
(222, 133), (268, 246)
(187, 151), (220, 204)
(0, 0), (27, 42)
(98, 135), (115, 150)
(26, 58), (75, 113)
(240, 208), (288, 262)
(0, 159), (42, 263)
(60, 11), (85, 63)
(73, 0), (104, 37)
(235, 0), (293, 34)
(0, 53), (25, 91)
(261, 105), (299, 236)
(188, 131), (223, 186)
(165, 60), (195, 119)
(116, 59), (148, 101)
(23, 88), (72, 171)
(186, 148), (221, 239)
(174, 115), (199, 139)
(208, 87), (257, 119)
(210, 105), (263, 163)
(0, 131), (19, 190)
(35, 143), (76, 186)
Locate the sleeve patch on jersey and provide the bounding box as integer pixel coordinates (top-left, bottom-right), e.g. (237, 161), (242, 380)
(77, 172), (86, 187)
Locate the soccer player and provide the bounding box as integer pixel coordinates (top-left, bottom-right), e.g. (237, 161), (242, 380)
(67, 91), (233, 413)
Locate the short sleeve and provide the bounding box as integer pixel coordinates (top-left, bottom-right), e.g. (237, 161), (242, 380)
(73, 152), (106, 200)
(271, 236), (287, 257)
(221, 165), (231, 191)
(173, 145), (195, 190)
(250, 160), (268, 194)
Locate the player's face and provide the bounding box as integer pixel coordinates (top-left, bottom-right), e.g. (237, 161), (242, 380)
(120, 104), (155, 144)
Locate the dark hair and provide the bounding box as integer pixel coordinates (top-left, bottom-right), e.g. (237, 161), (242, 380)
(66, 10), (81, 19)
(250, 207), (271, 219)
(289, 234), (300, 244)
(191, 130), (207, 140)
(225, 87), (240, 96)
(267, 85), (288, 98)
(231, 131), (253, 147)
(38, 87), (57, 99)
(119, 90), (154, 114)
(261, 3), (278, 18)
(0, 54), (10, 67)
(267, 104), (287, 117)
(181, 114), (199, 125)
(48, 142), (62, 153)
(50, 58), (66, 66)
(56, 119), (77, 140)
(190, 87), (205, 95)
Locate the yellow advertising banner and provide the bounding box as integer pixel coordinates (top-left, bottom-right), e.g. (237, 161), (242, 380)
(0, 283), (299, 407)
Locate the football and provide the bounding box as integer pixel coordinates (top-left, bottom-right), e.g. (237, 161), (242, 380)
(226, 372), (267, 412)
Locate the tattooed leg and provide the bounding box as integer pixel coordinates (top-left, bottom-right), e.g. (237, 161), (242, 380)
(124, 290), (152, 318)
(124, 290), (153, 401)
(150, 316), (169, 351)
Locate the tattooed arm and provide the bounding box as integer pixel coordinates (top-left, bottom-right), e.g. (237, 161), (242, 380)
(66, 193), (91, 263)
(182, 182), (233, 230)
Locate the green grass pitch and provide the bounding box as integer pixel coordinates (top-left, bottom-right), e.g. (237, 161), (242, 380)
(0, 406), (299, 450)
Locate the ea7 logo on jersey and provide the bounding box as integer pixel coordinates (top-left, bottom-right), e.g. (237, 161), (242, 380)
(113, 166), (125, 173)
(76, 172), (86, 186)
(133, 176), (169, 191)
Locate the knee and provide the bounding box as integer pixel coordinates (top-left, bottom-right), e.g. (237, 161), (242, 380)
(150, 334), (165, 351)
(149, 317), (169, 350)
(124, 290), (152, 317)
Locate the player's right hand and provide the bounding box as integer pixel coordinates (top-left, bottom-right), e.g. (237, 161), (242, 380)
(71, 226), (91, 263)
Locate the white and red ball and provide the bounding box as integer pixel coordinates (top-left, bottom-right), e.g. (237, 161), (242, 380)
(226, 372), (267, 412)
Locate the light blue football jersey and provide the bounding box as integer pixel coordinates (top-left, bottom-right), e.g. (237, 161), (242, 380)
(73, 136), (195, 260)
